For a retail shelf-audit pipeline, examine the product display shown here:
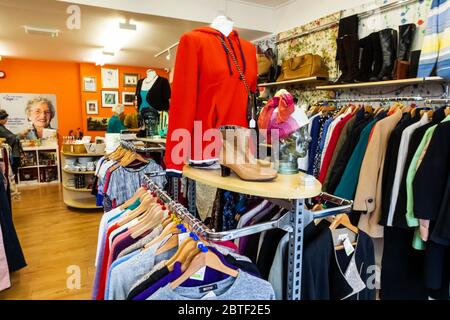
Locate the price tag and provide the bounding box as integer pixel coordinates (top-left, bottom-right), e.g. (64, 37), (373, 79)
(177, 232), (189, 246)
(343, 236), (355, 256)
(190, 266), (206, 282)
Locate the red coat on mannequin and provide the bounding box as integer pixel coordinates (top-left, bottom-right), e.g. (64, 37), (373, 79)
(165, 27), (257, 175)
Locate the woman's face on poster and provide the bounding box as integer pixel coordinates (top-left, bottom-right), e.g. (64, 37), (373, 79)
(28, 102), (52, 129)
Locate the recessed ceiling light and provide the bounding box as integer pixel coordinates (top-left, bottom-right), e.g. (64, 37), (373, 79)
(119, 20), (137, 31)
(24, 26), (60, 37)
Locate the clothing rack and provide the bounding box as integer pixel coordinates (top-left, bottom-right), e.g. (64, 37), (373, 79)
(320, 96), (450, 104)
(144, 171), (353, 300)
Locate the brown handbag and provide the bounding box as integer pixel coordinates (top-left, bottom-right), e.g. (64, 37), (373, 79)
(277, 54), (329, 82)
(257, 54), (272, 76)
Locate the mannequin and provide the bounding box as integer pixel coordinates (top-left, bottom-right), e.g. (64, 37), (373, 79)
(142, 69), (158, 91)
(210, 15), (234, 37)
(135, 69), (171, 137)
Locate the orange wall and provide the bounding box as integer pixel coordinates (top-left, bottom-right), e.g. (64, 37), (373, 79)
(0, 58), (82, 142)
(79, 63), (168, 136)
(0, 58), (168, 140)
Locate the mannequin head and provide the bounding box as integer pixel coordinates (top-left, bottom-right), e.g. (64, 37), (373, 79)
(279, 125), (311, 173)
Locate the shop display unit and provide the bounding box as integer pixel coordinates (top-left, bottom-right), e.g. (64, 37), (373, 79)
(60, 150), (104, 209)
(18, 145), (60, 186)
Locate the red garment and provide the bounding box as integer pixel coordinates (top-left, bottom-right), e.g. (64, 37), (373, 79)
(165, 27), (257, 174)
(318, 114), (353, 183)
(213, 240), (238, 252)
(96, 223), (120, 300)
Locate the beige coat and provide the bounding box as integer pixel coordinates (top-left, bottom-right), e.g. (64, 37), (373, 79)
(354, 110), (402, 238)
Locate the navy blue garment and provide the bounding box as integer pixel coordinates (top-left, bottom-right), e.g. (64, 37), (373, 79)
(0, 173), (26, 272)
(307, 116), (324, 175)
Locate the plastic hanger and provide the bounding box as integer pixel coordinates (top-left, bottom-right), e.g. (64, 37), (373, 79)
(170, 244), (238, 289)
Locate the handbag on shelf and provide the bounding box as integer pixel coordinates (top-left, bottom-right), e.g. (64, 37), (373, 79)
(277, 54), (329, 82)
(257, 53), (272, 76)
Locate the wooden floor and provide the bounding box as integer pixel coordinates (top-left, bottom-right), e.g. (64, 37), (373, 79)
(0, 184), (102, 300)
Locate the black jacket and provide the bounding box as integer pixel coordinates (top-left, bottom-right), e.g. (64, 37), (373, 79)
(135, 76), (171, 111)
(302, 226), (376, 300)
(379, 113), (419, 225)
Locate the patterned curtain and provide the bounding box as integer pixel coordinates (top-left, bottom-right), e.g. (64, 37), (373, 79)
(276, 12), (340, 105)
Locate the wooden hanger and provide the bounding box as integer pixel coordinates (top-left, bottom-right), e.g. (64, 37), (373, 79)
(143, 219), (179, 250)
(116, 194), (156, 226)
(165, 236), (198, 271)
(329, 214), (358, 250)
(170, 247), (238, 289)
(445, 107), (450, 116)
(131, 207), (169, 239)
(119, 187), (147, 210)
(128, 204), (165, 238)
(329, 213), (358, 234)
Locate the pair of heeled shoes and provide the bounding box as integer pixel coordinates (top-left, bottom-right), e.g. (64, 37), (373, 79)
(218, 126), (277, 182)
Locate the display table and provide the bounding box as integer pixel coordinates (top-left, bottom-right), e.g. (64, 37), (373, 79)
(18, 145), (60, 186)
(182, 165), (321, 199)
(61, 151), (103, 209)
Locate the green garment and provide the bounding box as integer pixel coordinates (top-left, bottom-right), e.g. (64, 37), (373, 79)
(334, 119), (377, 200)
(406, 115), (450, 250)
(106, 115), (127, 133)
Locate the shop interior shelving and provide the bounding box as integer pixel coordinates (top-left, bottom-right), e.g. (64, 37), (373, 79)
(257, 76), (329, 88)
(18, 145), (60, 186)
(61, 151), (103, 209)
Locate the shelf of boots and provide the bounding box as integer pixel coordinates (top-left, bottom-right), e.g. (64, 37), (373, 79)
(315, 76), (445, 90)
(182, 165), (321, 199)
(257, 76), (329, 88)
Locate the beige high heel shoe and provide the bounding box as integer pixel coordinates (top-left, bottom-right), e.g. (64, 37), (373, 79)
(219, 126), (277, 182)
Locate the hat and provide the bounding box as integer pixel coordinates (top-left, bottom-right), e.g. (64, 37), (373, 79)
(258, 90), (309, 141)
(0, 109), (9, 120)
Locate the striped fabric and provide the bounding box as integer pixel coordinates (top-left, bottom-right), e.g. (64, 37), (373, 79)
(418, 0), (450, 79)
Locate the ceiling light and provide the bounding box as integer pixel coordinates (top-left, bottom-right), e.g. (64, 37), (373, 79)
(24, 26), (60, 37)
(119, 20), (137, 31)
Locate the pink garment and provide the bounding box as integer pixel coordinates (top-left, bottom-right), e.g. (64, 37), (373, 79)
(106, 230), (132, 273)
(213, 240), (238, 253)
(0, 222), (11, 292)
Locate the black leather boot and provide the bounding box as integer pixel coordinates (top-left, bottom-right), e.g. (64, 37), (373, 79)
(369, 31), (383, 81)
(342, 34), (360, 83)
(377, 28), (398, 81)
(393, 23), (416, 79)
(335, 36), (347, 83)
(356, 34), (374, 82)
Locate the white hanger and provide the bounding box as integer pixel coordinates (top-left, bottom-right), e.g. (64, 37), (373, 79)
(211, 15), (234, 37)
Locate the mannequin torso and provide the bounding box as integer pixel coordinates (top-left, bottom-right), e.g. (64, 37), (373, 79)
(142, 69), (158, 91)
(210, 15), (234, 37)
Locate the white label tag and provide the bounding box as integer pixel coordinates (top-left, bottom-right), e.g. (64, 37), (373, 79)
(338, 233), (349, 242)
(177, 232), (189, 247)
(249, 118), (256, 128)
(190, 266), (206, 282)
(343, 237), (355, 256)
(201, 290), (217, 300)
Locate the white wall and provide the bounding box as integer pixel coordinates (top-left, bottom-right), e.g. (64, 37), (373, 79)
(275, 0), (375, 33)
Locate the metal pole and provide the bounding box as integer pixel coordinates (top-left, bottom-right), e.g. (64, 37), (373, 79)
(287, 198), (305, 300)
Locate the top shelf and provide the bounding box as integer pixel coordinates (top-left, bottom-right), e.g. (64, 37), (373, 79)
(257, 76), (329, 88)
(316, 76), (445, 90)
(61, 151), (104, 157)
(183, 165), (321, 199)
(22, 145), (58, 151)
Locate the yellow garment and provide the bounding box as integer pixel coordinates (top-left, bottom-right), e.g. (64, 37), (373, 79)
(124, 113), (139, 129)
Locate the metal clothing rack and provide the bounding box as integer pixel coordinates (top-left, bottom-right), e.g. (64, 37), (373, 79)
(319, 96), (450, 104)
(144, 172), (353, 300)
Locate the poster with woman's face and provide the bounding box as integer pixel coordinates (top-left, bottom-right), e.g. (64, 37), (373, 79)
(0, 93), (58, 139)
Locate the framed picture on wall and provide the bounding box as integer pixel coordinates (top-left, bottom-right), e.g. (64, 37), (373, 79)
(101, 68), (119, 88)
(86, 100), (98, 115)
(101, 90), (118, 107)
(122, 92), (135, 106)
(123, 73), (139, 87)
(82, 76), (97, 92)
